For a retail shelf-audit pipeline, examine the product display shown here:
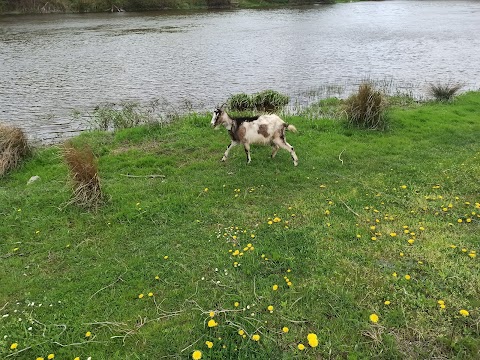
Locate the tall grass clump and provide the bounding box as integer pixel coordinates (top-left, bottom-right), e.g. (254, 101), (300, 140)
(226, 89), (289, 113)
(91, 102), (153, 131)
(344, 82), (387, 130)
(63, 142), (102, 209)
(227, 93), (254, 111)
(0, 124), (30, 176)
(428, 82), (463, 102)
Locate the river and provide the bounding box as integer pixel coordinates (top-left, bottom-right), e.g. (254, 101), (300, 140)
(1, 1), (480, 143)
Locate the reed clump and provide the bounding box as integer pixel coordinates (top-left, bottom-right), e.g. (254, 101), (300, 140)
(0, 124), (30, 177)
(63, 142), (103, 209)
(227, 90), (289, 112)
(344, 83), (387, 130)
(427, 82), (463, 102)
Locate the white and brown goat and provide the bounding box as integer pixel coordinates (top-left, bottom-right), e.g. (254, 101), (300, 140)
(211, 108), (298, 166)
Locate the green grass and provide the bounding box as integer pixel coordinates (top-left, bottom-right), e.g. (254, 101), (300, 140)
(1, 92), (479, 359)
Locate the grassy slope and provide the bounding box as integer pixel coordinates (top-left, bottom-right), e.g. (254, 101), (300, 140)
(1, 92), (479, 359)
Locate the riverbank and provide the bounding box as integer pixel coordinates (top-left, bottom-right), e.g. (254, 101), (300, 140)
(0, 0), (352, 14)
(1, 92), (479, 359)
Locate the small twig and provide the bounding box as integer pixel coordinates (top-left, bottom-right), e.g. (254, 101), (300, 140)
(89, 272), (126, 300)
(340, 200), (360, 217)
(338, 149), (346, 165)
(0, 302), (8, 311)
(120, 174), (165, 179)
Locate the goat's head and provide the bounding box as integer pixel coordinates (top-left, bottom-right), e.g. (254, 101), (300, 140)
(211, 107), (224, 127)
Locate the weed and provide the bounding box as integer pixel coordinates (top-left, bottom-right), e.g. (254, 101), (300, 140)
(428, 82), (463, 102)
(0, 124), (30, 176)
(62, 141), (103, 209)
(344, 82), (388, 130)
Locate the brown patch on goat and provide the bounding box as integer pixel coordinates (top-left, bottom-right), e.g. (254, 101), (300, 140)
(237, 127), (247, 142)
(258, 124), (269, 138)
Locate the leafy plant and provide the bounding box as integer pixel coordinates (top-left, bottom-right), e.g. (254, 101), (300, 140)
(344, 82), (387, 130)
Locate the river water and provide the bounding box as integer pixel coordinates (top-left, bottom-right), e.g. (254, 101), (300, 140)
(1, 1), (480, 143)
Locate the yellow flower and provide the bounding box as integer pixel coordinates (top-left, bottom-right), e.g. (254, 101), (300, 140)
(408, 239), (415, 245)
(437, 300), (445, 305)
(207, 319), (218, 327)
(390, 232), (397, 237)
(440, 304), (446, 309)
(234, 302), (239, 307)
(392, 272), (398, 277)
(192, 350), (202, 360)
(282, 326), (289, 333)
(384, 300), (391, 305)
(148, 292), (153, 297)
(138, 293), (144, 299)
(459, 309), (470, 317)
(164, 255), (169, 259)
(85, 331), (91, 337)
(48, 354), (55, 360)
(238, 329), (245, 336)
(205, 341), (213, 348)
(10, 343), (18, 350)
(272, 284), (278, 291)
(209, 311), (215, 318)
(74, 357), (80, 360)
(405, 274), (411, 280)
(267, 305), (274, 312)
(369, 313), (379, 323)
(469, 253), (476, 258)
(155, 275), (160, 280)
(298, 343), (305, 350)
(307, 333), (318, 347)
(36, 358), (44, 360)
(252, 334), (261, 341)
(273, 217), (281, 223)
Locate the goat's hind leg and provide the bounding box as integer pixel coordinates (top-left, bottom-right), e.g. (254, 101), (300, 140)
(243, 143), (252, 164)
(222, 141), (237, 162)
(271, 144), (280, 158)
(274, 138), (298, 166)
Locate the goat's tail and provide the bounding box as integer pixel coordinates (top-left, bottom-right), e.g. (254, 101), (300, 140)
(286, 124), (297, 133)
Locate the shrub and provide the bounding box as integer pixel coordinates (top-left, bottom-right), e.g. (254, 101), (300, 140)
(344, 83), (387, 130)
(63, 141), (103, 209)
(0, 124), (30, 177)
(427, 82), (463, 102)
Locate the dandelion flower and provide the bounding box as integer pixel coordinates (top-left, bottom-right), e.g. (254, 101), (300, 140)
(384, 300), (391, 305)
(36, 358), (45, 360)
(392, 272), (398, 277)
(85, 331), (91, 337)
(148, 292), (153, 297)
(74, 358), (80, 360)
(440, 304), (446, 309)
(209, 311), (215, 318)
(437, 300), (444, 305)
(155, 275), (160, 280)
(205, 341), (213, 348)
(238, 329), (245, 336)
(10, 343), (18, 350)
(48, 354), (55, 360)
(164, 255), (169, 260)
(405, 274), (411, 280)
(369, 313), (379, 323)
(298, 343), (305, 350)
(267, 305), (274, 313)
(138, 293), (144, 299)
(207, 319), (218, 327)
(459, 309), (470, 317)
(252, 334), (260, 341)
(234, 302), (239, 307)
(282, 326), (289, 333)
(390, 232), (397, 237)
(192, 350), (202, 359)
(307, 333), (318, 347)
(272, 284), (279, 291)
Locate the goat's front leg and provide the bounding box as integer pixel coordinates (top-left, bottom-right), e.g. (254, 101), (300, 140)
(222, 141), (237, 162)
(243, 143), (251, 164)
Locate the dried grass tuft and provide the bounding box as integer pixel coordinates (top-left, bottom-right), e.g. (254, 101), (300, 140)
(63, 142), (103, 210)
(0, 124), (30, 177)
(344, 83), (388, 130)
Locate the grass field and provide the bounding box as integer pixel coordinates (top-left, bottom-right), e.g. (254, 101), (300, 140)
(1, 92), (479, 359)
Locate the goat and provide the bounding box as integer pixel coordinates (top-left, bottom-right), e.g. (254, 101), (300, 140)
(211, 108), (298, 166)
